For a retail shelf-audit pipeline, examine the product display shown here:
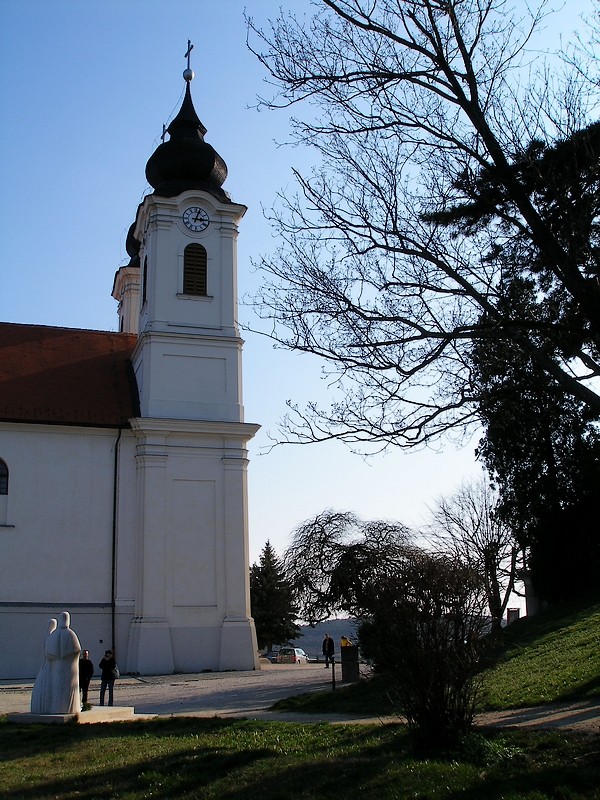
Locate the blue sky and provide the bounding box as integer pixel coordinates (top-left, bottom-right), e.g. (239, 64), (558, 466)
(0, 0), (593, 564)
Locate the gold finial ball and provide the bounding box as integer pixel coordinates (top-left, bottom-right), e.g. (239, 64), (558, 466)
(183, 68), (195, 82)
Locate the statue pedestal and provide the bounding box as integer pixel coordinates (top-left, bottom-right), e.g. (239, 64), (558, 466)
(7, 706), (153, 725)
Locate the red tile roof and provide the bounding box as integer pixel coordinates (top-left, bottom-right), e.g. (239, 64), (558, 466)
(0, 323), (139, 427)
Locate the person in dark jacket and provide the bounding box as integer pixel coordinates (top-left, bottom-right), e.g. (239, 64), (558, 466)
(322, 634), (335, 668)
(78, 650), (94, 705)
(98, 649), (117, 706)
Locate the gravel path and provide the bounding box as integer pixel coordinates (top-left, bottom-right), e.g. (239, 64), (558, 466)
(2, 663), (599, 732)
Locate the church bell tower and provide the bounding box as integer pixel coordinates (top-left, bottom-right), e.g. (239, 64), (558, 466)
(122, 45), (259, 674)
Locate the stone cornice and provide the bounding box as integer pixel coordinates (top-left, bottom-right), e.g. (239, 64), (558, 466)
(129, 417), (260, 440)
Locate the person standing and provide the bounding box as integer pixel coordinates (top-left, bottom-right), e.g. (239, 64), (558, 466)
(79, 650), (94, 706)
(99, 649), (117, 706)
(322, 633), (334, 668)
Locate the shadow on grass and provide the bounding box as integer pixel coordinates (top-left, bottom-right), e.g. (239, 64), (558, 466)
(0, 717), (249, 760)
(558, 675), (600, 702)
(442, 731), (600, 800)
(2, 742), (272, 799)
(271, 675), (397, 716)
(0, 717), (411, 800)
(2, 718), (599, 799)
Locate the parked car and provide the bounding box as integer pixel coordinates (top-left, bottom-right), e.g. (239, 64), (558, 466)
(262, 651), (280, 663)
(276, 647), (310, 664)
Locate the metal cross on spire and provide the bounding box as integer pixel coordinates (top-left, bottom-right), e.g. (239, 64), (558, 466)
(183, 40), (195, 82)
(185, 40), (194, 68)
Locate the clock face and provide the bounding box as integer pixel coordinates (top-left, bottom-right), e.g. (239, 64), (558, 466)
(182, 206), (210, 232)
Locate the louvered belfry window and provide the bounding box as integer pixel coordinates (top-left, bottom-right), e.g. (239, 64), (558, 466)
(183, 243), (208, 296)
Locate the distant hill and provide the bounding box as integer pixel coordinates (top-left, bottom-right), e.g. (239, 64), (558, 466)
(287, 619), (358, 659)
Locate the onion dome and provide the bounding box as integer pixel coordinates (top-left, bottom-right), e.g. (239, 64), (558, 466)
(145, 82), (229, 201)
(125, 222), (140, 268)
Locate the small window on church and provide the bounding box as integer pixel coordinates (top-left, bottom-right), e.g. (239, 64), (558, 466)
(183, 244), (207, 296)
(0, 460), (8, 495)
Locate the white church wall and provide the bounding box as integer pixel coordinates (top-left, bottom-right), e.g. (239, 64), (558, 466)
(114, 431), (138, 604)
(0, 422), (125, 677)
(126, 419), (259, 673)
(0, 423), (118, 601)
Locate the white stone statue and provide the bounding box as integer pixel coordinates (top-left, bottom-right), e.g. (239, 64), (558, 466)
(30, 611), (81, 715)
(30, 617), (57, 714)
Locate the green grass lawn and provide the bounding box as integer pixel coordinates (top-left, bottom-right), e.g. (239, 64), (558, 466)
(481, 596), (600, 709)
(1, 716), (599, 799)
(2, 598), (599, 799)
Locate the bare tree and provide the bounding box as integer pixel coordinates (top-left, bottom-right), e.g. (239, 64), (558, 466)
(247, 0), (600, 450)
(424, 478), (520, 632)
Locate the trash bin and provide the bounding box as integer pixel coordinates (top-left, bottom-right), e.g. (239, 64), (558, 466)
(340, 645), (360, 682)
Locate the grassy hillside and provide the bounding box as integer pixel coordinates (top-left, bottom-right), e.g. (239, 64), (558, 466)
(275, 597), (600, 715)
(480, 596), (600, 710)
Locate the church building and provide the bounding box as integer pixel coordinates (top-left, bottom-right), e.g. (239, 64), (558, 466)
(0, 55), (260, 678)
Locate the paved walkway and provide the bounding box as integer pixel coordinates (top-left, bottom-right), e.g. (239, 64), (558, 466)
(1, 663), (599, 732)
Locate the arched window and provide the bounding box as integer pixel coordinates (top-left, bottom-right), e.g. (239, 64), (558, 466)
(0, 460), (8, 495)
(183, 244), (207, 296)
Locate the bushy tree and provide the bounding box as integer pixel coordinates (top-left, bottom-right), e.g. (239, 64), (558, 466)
(285, 510), (488, 749)
(357, 551), (487, 751)
(428, 121), (600, 368)
(429, 122), (600, 604)
(250, 541), (301, 650)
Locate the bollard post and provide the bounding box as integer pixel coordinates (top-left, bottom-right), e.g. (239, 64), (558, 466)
(331, 656), (336, 691)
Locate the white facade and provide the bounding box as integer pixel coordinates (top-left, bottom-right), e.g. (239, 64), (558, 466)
(132, 189), (247, 422)
(0, 416), (260, 677)
(0, 84), (260, 678)
(0, 424), (137, 677)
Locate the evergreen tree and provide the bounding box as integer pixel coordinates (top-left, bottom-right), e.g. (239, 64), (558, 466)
(250, 541), (301, 651)
(435, 123), (600, 603)
(471, 277), (600, 603)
